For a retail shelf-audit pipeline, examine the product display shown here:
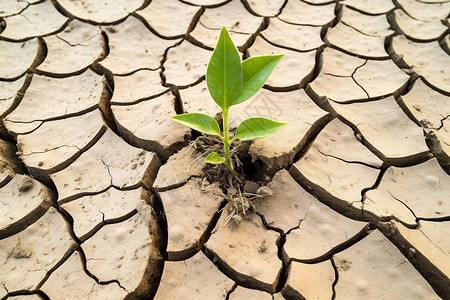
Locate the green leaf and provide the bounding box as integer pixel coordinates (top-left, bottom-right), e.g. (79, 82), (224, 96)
(233, 55), (283, 106)
(171, 113), (221, 136)
(205, 152), (226, 164)
(234, 117), (287, 141)
(206, 27), (243, 110)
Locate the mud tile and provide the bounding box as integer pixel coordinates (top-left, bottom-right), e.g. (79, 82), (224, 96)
(319, 47), (366, 77)
(38, 20), (103, 74)
(310, 118), (383, 167)
(55, 0), (144, 23)
(0, 76), (26, 115)
(158, 179), (224, 259)
(256, 169), (317, 233)
(397, 0), (450, 21)
(178, 80), (222, 117)
(247, 36), (316, 88)
(395, 220), (450, 278)
(342, 0), (395, 14)
(0, 207), (74, 293)
(100, 16), (179, 75)
(229, 89), (327, 171)
(58, 19), (101, 46)
(291, 119), (382, 204)
(0, 1), (68, 40)
(353, 60), (410, 98)
(153, 145), (206, 190)
(0, 0), (28, 17)
(229, 286), (273, 299)
(364, 158), (450, 224)
(199, 0), (263, 35)
(0, 175), (52, 236)
(326, 22), (388, 58)
(341, 5), (393, 37)
(112, 91), (191, 154)
(283, 192), (367, 260)
(330, 96), (429, 161)
(282, 260), (334, 299)
(51, 129), (158, 201)
(278, 1), (336, 26)
(81, 206), (155, 293)
(401, 78), (450, 130)
(163, 41), (211, 87)
(292, 144), (379, 207)
(41, 251), (127, 300)
(245, 0), (285, 17)
(4, 69), (103, 133)
(190, 22), (253, 49)
(17, 110), (104, 172)
(333, 230), (440, 299)
(205, 212), (281, 292)
(261, 18), (323, 51)
(61, 188), (141, 238)
(392, 35), (449, 93)
(0, 39), (37, 79)
(393, 9), (447, 41)
(136, 0), (200, 37)
(110, 70), (167, 105)
(154, 251), (234, 299)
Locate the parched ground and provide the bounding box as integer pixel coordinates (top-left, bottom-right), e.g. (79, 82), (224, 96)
(0, 0), (449, 299)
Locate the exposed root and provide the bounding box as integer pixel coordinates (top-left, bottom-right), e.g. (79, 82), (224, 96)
(188, 135), (273, 217)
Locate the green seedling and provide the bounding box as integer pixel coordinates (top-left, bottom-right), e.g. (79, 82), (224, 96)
(171, 27), (286, 178)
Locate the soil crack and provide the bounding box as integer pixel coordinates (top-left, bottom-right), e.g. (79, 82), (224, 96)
(419, 227), (446, 254)
(77, 246), (129, 293)
(35, 243), (79, 289)
(290, 224), (371, 264)
(78, 209), (138, 243)
(387, 191), (419, 221)
(314, 144), (382, 169)
(255, 212), (291, 293)
(55, 32), (101, 48)
(350, 60), (371, 100)
(225, 282), (238, 300)
(5, 104), (99, 126)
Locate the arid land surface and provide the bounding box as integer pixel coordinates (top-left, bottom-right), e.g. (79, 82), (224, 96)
(0, 0), (449, 299)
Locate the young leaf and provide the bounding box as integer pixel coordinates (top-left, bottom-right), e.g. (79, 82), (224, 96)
(171, 113), (221, 137)
(206, 27), (242, 110)
(234, 117), (287, 141)
(233, 55), (284, 106)
(205, 152), (226, 164)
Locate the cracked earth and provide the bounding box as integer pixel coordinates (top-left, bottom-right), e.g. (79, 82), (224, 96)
(0, 0), (449, 299)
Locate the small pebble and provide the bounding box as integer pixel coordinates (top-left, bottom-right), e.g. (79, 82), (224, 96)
(18, 176), (34, 192)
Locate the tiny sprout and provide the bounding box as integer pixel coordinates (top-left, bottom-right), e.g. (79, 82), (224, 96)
(171, 27), (286, 178)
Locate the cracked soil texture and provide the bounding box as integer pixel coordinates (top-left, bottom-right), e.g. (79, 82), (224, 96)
(0, 0), (449, 299)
